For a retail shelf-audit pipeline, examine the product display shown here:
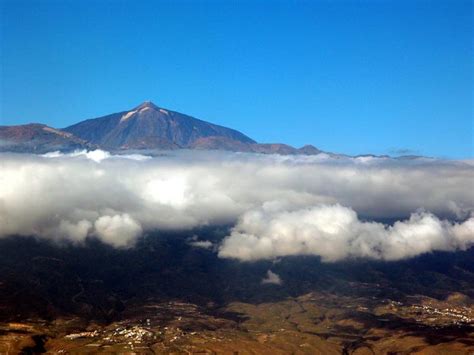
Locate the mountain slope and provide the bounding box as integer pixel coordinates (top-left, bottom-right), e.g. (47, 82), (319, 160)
(0, 123), (94, 153)
(63, 101), (256, 150)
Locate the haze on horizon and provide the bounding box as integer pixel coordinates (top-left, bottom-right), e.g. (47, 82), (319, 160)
(1, 0), (472, 158)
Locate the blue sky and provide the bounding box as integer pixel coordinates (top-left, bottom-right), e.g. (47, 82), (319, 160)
(1, 0), (472, 158)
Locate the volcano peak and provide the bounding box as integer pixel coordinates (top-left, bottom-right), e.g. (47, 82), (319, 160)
(134, 101), (159, 111)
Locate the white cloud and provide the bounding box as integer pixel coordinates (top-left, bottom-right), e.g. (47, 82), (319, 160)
(218, 205), (474, 262)
(58, 219), (92, 242)
(43, 149), (110, 162)
(261, 270), (282, 285)
(189, 240), (214, 249)
(94, 214), (142, 248)
(0, 150), (472, 260)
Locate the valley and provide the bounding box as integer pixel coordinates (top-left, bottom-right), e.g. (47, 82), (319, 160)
(0, 234), (473, 353)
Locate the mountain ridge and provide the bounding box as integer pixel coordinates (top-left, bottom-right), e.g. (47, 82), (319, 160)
(0, 123), (95, 153)
(1, 101), (322, 155)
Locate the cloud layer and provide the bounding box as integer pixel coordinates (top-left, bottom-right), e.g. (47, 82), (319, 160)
(0, 150), (473, 260)
(218, 204), (474, 262)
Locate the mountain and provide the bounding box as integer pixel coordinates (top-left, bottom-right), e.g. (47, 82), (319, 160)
(1, 101), (321, 154)
(0, 123), (95, 153)
(63, 101), (256, 150)
(63, 101), (321, 154)
(190, 137), (321, 155)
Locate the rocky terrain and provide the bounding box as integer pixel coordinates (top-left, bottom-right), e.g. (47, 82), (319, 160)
(1, 291), (473, 354)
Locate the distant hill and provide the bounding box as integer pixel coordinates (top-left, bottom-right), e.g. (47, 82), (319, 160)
(0, 123), (94, 153)
(1, 101), (321, 154)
